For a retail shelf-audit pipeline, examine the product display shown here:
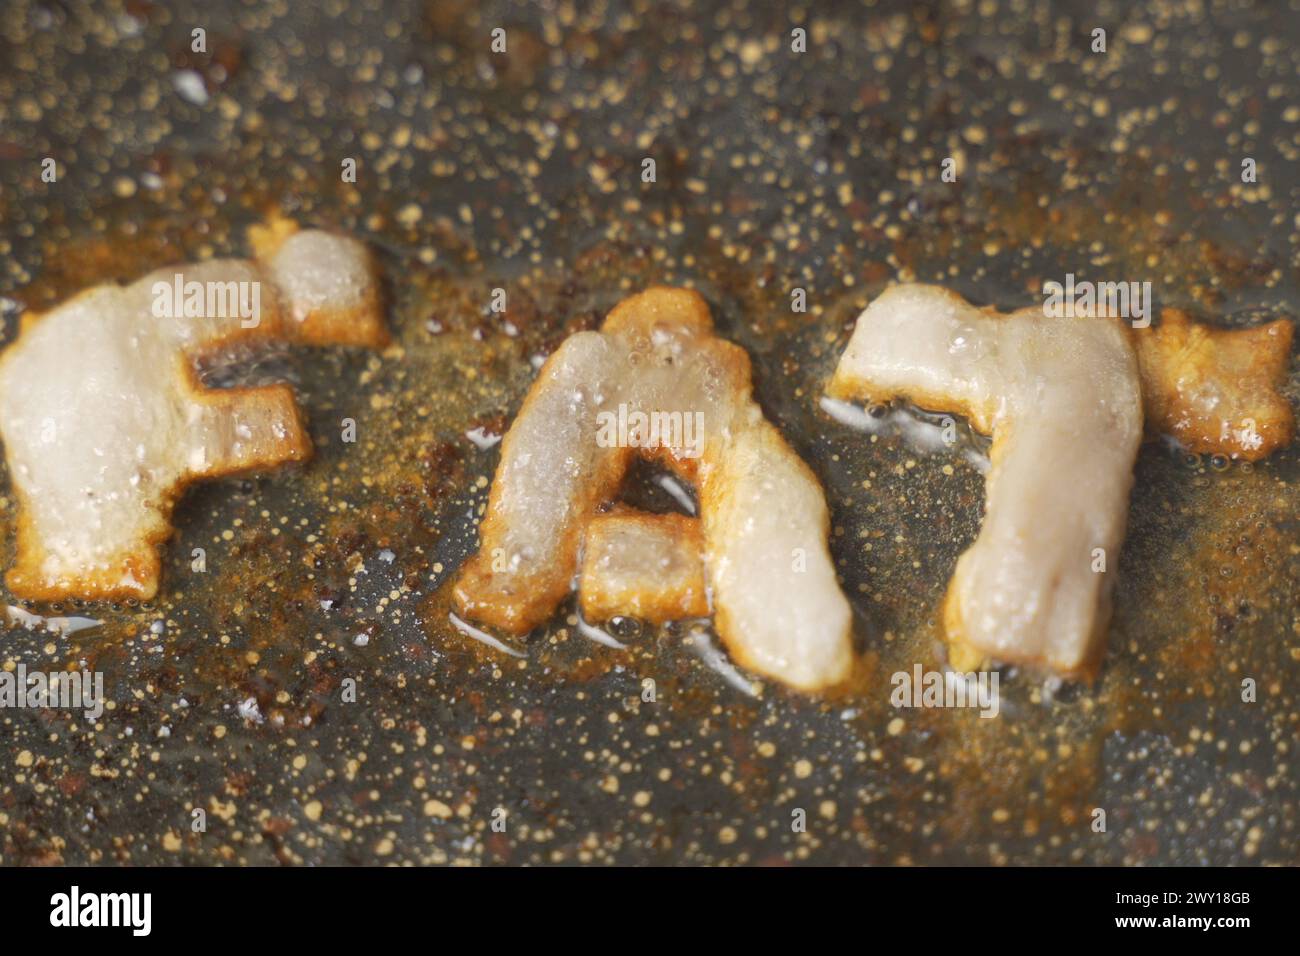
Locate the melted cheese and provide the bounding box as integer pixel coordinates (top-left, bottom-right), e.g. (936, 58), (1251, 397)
(455, 286), (853, 691)
(0, 223), (385, 601)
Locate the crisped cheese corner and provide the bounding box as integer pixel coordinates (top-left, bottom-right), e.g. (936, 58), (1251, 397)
(1133, 308), (1294, 461)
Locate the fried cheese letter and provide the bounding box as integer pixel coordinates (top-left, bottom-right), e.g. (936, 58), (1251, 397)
(454, 287), (853, 691)
(828, 285), (1144, 677)
(0, 220), (387, 601)
(828, 284), (1295, 677)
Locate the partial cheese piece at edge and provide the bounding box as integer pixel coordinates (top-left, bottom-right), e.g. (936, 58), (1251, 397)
(1132, 307), (1294, 461)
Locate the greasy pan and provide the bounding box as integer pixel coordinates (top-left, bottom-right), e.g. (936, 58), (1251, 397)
(0, 0), (1296, 864)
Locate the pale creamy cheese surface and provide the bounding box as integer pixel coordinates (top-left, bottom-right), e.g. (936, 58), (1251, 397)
(830, 284), (1144, 676)
(0, 227), (384, 600)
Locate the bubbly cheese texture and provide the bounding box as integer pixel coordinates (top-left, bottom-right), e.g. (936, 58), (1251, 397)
(0, 223), (386, 601)
(455, 286), (853, 691)
(829, 284), (1144, 677)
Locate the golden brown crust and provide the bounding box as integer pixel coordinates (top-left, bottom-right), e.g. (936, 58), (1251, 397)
(185, 382), (314, 479)
(6, 503), (159, 603)
(293, 282), (390, 349)
(602, 285), (715, 337)
(248, 213), (390, 349)
(5, 426), (312, 604)
(827, 371), (1002, 435)
(246, 212), (300, 260)
(578, 510), (709, 625)
(1132, 309), (1294, 461)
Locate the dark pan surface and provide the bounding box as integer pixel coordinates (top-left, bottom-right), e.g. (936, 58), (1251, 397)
(0, 0), (1297, 864)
